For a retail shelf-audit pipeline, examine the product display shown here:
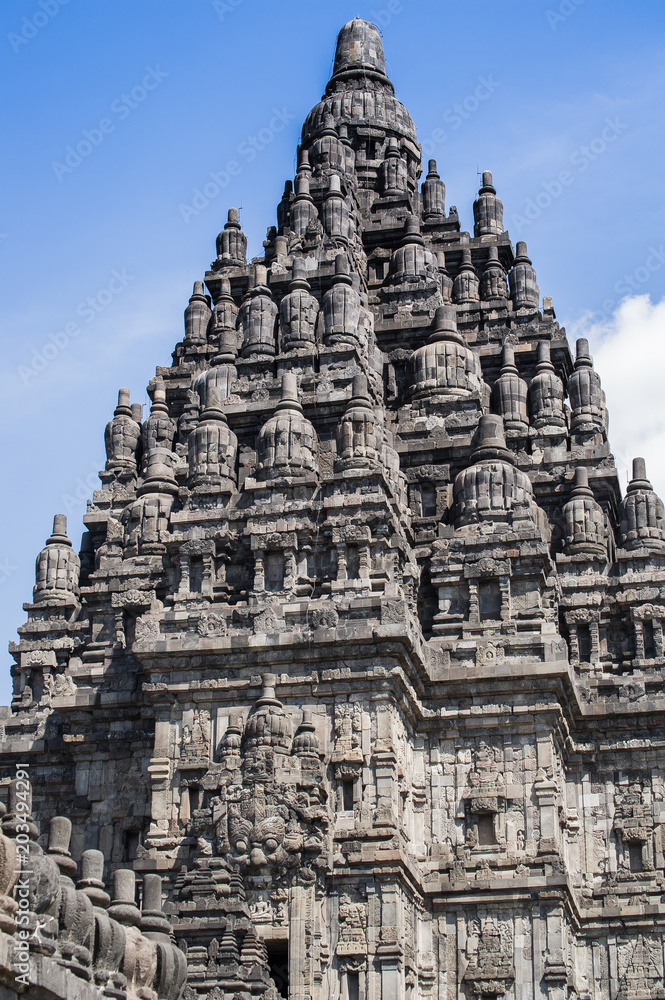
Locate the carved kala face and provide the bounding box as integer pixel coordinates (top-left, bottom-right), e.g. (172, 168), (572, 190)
(226, 804), (307, 871)
(248, 816), (287, 867)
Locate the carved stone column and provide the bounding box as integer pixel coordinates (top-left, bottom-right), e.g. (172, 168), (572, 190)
(146, 716), (172, 845)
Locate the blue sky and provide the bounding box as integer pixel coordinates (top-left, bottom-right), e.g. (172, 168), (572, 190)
(1, 0), (664, 705)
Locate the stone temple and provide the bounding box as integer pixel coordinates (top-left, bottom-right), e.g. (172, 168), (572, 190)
(2, 17), (665, 1000)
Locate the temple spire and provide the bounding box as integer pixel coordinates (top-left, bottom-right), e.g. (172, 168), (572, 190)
(215, 207), (247, 267)
(473, 170), (503, 236)
(329, 19), (392, 90)
(422, 159), (445, 221)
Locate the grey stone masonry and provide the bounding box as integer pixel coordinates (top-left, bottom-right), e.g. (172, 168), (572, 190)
(3, 16), (665, 1000)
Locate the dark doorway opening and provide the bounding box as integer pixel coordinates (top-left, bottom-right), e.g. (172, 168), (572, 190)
(124, 829), (141, 861)
(478, 581), (501, 621)
(628, 842), (644, 872)
(266, 941), (289, 998)
(190, 556), (203, 593)
(347, 971), (360, 1000)
(342, 779), (354, 811)
(578, 624), (591, 662)
(477, 813), (496, 846)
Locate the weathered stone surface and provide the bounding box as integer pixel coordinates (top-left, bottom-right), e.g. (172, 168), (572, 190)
(3, 17), (665, 1000)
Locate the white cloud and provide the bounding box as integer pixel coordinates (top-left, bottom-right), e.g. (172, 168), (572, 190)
(572, 294), (665, 499)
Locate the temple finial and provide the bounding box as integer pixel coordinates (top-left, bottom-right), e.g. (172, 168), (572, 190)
(331, 19), (389, 84)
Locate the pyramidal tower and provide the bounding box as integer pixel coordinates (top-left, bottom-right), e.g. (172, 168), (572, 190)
(3, 19), (665, 1000)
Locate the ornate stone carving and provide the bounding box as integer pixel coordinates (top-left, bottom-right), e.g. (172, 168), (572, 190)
(336, 893), (368, 971)
(33, 515), (80, 605)
(463, 916), (514, 997)
(8, 17), (665, 1000)
(196, 613), (227, 637)
(256, 373), (318, 480)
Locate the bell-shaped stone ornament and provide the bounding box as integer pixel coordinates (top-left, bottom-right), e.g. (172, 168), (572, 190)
(422, 159), (445, 220)
(215, 207), (247, 266)
(193, 364), (236, 411)
(140, 875), (188, 999)
(336, 122), (356, 175)
(452, 416), (536, 528)
(256, 373), (318, 480)
(188, 387), (238, 489)
(123, 492), (174, 555)
(297, 145), (312, 179)
(491, 345), (528, 435)
(473, 170), (504, 237)
(108, 868), (141, 927)
(453, 248), (480, 303)
(336, 373), (381, 469)
(568, 338), (606, 435)
(331, 18), (389, 82)
(292, 709), (320, 759)
(177, 389), (200, 447)
(509, 241), (540, 310)
(527, 341), (566, 430)
(105, 387), (141, 472)
(311, 114), (346, 176)
(389, 215), (437, 284)
(280, 258), (319, 351)
(140, 381), (177, 490)
(183, 281), (212, 348)
(290, 173), (318, 237)
(618, 458), (665, 552)
(323, 253), (363, 349)
(240, 264), (278, 358)
(436, 251), (453, 303)
(380, 137), (408, 197)
(243, 674), (293, 752)
(33, 514), (81, 604)
(208, 276), (239, 361)
(480, 245), (507, 301)
(562, 467), (607, 556)
(277, 179), (293, 232)
(322, 173), (352, 242)
(410, 304), (483, 398)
